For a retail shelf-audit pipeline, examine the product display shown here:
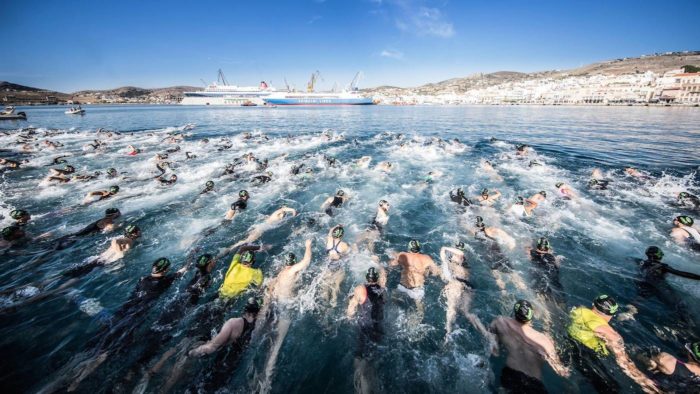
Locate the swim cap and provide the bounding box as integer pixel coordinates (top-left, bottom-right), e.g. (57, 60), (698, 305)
(677, 215), (694, 226)
(205, 181), (214, 189)
(475, 216), (485, 228)
(65, 165), (75, 172)
(455, 241), (466, 251)
(685, 342), (700, 363)
(379, 199), (388, 206)
(244, 297), (262, 314)
(107, 168), (117, 176)
(589, 179), (599, 186)
(241, 251), (255, 265)
(332, 226), (345, 239)
(105, 208), (121, 217)
(304, 167), (314, 173)
(285, 253), (297, 266)
(239, 190), (249, 198)
(456, 188), (465, 197)
(152, 257), (171, 274)
(366, 267), (379, 283)
(645, 246), (663, 261)
(10, 209), (28, 220)
(124, 224), (140, 238)
(408, 239), (421, 253)
(593, 294), (618, 316)
(336, 190), (345, 196)
(537, 237), (551, 252)
(197, 254), (213, 269)
(109, 185), (120, 194)
(2, 225), (22, 241)
(481, 188), (489, 196)
(539, 191), (547, 198)
(265, 171), (273, 177)
(170, 175), (177, 180)
(513, 300), (534, 323)
(555, 182), (564, 188)
(515, 196), (524, 205)
(678, 192), (689, 199)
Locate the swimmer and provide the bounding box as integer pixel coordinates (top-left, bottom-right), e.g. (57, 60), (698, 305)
(218, 246), (264, 300)
(678, 191), (700, 210)
(515, 144), (530, 156)
(72, 171), (101, 182)
(326, 224), (350, 261)
(126, 145), (140, 156)
(0, 225), (26, 249)
(389, 240), (439, 323)
(479, 159), (503, 181)
(355, 156), (372, 169)
(185, 151), (197, 160)
(189, 298), (260, 357)
(52, 155), (69, 165)
(639, 246), (700, 281)
(355, 200), (390, 253)
(321, 189), (349, 216)
(555, 182), (577, 199)
(156, 174), (178, 185)
(10, 209), (31, 226)
(0, 158), (23, 170)
(476, 188), (502, 206)
(588, 179), (610, 190)
(320, 225), (350, 307)
(82, 185), (120, 205)
(625, 167), (649, 180)
(49, 165), (75, 177)
(224, 190), (250, 220)
(290, 163), (305, 175)
(449, 188), (473, 207)
(670, 216), (700, 252)
(251, 171), (273, 185)
(224, 206), (297, 252)
(54, 208), (122, 248)
(221, 163), (237, 176)
(509, 196), (538, 217)
(165, 145), (181, 154)
(490, 300), (569, 394)
(440, 242), (495, 346)
(645, 342), (700, 392)
(199, 180), (215, 195)
(470, 216), (516, 250)
(568, 295), (659, 393)
(376, 161), (393, 172)
(105, 168), (118, 178)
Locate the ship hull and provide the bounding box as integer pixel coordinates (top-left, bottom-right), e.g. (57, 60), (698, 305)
(263, 97), (374, 106)
(180, 95), (268, 106)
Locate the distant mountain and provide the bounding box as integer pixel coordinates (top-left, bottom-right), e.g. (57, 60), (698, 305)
(1, 81), (70, 104)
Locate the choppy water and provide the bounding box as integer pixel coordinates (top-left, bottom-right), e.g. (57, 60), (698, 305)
(1, 105), (699, 394)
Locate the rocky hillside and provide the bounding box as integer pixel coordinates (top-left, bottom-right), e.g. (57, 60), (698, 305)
(1, 81), (70, 104)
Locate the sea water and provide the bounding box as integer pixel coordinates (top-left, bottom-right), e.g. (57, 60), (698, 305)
(0, 105), (699, 393)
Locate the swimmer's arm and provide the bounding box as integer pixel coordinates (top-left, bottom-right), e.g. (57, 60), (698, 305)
(491, 190), (501, 199)
(388, 252), (402, 267)
(426, 257), (440, 277)
(280, 207), (297, 216)
(596, 326), (659, 393)
(189, 318), (243, 357)
(542, 337), (570, 377)
(237, 243), (261, 254)
(346, 286), (362, 318)
(320, 197), (334, 210)
(487, 320), (500, 355)
(664, 265), (700, 280)
(290, 239), (313, 274)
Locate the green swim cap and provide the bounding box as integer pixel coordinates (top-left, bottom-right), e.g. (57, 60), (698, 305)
(197, 254), (213, 269)
(105, 208), (121, 217)
(336, 189), (345, 196)
(515, 196), (524, 205)
(455, 241), (466, 251)
(152, 257), (171, 274)
(124, 224), (140, 238)
(645, 246), (663, 261)
(241, 251), (255, 265)
(285, 252), (297, 266)
(408, 239), (421, 253)
(2, 225), (22, 241)
(555, 182), (564, 188)
(678, 192), (689, 199)
(244, 297), (262, 314)
(593, 294), (619, 316)
(514, 299), (534, 323)
(677, 215), (694, 226)
(109, 185), (120, 194)
(205, 180), (214, 189)
(239, 190), (249, 198)
(332, 226), (345, 239)
(10, 209), (29, 220)
(107, 168), (117, 176)
(686, 342), (700, 363)
(537, 237), (551, 251)
(366, 267), (379, 283)
(481, 188), (489, 196)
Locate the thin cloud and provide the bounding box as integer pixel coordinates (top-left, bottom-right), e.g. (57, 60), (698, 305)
(307, 15), (323, 24)
(376, 1), (456, 38)
(380, 49), (404, 59)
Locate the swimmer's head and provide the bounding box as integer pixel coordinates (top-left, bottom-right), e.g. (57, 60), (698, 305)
(379, 200), (389, 210)
(152, 257), (171, 274)
(265, 171), (273, 177)
(332, 226), (345, 239)
(124, 224), (141, 239)
(10, 209), (30, 223)
(65, 165), (75, 173)
(593, 294), (618, 316)
(675, 215), (694, 226)
(555, 182), (564, 188)
(336, 190), (345, 197)
(239, 190), (250, 200)
(408, 239), (421, 253)
(244, 297), (262, 315)
(589, 179), (599, 186)
(515, 196), (524, 205)
(475, 216), (485, 229)
(481, 188), (489, 197)
(205, 180), (214, 190)
(645, 246), (663, 262)
(107, 168), (117, 177)
(304, 167), (314, 173)
(109, 185), (120, 194)
(455, 241), (466, 251)
(366, 267), (379, 283)
(537, 237), (551, 252)
(685, 342), (700, 363)
(285, 252), (297, 266)
(538, 191), (547, 198)
(2, 225), (24, 241)
(457, 188), (465, 197)
(241, 251), (255, 265)
(196, 254), (214, 271)
(513, 299), (534, 323)
(678, 192), (690, 199)
(105, 208), (121, 218)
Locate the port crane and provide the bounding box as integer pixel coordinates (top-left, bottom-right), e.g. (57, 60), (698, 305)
(217, 69), (229, 86)
(307, 70), (322, 92)
(347, 71), (364, 91)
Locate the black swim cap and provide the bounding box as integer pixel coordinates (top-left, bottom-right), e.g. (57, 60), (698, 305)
(686, 342), (700, 363)
(285, 252), (297, 266)
(239, 190), (249, 198)
(514, 300), (534, 323)
(152, 257), (171, 274)
(109, 185), (120, 194)
(65, 165), (75, 172)
(481, 188), (489, 196)
(337, 189), (345, 196)
(366, 267), (379, 283)
(379, 199), (388, 206)
(10, 209), (29, 220)
(205, 180), (214, 189)
(677, 215), (694, 226)
(555, 182), (564, 188)
(244, 297), (262, 314)
(124, 224), (140, 238)
(241, 251), (255, 265)
(107, 168), (117, 176)
(2, 225), (22, 241)
(476, 216), (485, 228)
(332, 226), (345, 239)
(539, 191), (547, 198)
(105, 208), (121, 217)
(593, 294), (619, 316)
(537, 237), (551, 252)
(196, 254), (213, 269)
(408, 239), (421, 253)
(645, 246), (663, 261)
(457, 188), (465, 197)
(455, 241), (466, 251)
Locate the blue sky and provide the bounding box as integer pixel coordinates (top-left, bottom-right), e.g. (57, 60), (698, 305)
(2, 0), (699, 92)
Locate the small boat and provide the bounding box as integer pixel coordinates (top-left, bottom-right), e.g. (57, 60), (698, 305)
(0, 106), (27, 121)
(65, 106), (85, 115)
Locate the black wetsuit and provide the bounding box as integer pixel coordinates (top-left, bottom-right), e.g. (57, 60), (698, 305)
(231, 198), (247, 212)
(324, 196), (343, 216)
(54, 217), (112, 250)
(251, 174), (271, 184)
(290, 163), (305, 175)
(450, 190), (472, 207)
(500, 366), (548, 394)
(356, 283), (385, 357)
(589, 179), (610, 190)
(653, 360), (700, 394)
(529, 251), (564, 305)
(196, 317), (256, 392)
(640, 259), (700, 281)
(157, 177), (177, 185)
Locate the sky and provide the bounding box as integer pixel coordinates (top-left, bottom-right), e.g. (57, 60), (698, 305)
(2, 0), (699, 92)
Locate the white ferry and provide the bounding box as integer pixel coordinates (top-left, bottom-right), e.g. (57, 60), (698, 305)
(180, 70), (275, 106)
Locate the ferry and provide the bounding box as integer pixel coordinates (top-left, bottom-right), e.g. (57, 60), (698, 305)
(180, 70), (275, 106)
(263, 72), (374, 106)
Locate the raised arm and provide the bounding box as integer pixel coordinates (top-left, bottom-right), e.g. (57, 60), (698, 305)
(290, 239), (313, 274)
(596, 326), (658, 393)
(189, 318), (243, 357)
(320, 197), (334, 210)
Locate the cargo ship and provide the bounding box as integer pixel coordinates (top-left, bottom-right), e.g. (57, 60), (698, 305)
(263, 71), (374, 106)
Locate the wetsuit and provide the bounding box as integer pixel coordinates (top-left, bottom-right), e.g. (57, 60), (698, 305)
(500, 366), (548, 394)
(54, 217), (113, 250)
(529, 251), (564, 304)
(588, 179), (610, 190)
(324, 196), (343, 216)
(369, 215), (384, 232)
(157, 176), (176, 185)
(196, 317), (256, 392)
(449, 190), (472, 207)
(653, 360), (700, 394)
(356, 283), (385, 357)
(231, 198), (247, 212)
(640, 260), (700, 281)
(290, 164), (305, 175)
(251, 174), (271, 184)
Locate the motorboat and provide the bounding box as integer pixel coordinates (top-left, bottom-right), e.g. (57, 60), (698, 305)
(0, 106), (27, 120)
(65, 106), (85, 115)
